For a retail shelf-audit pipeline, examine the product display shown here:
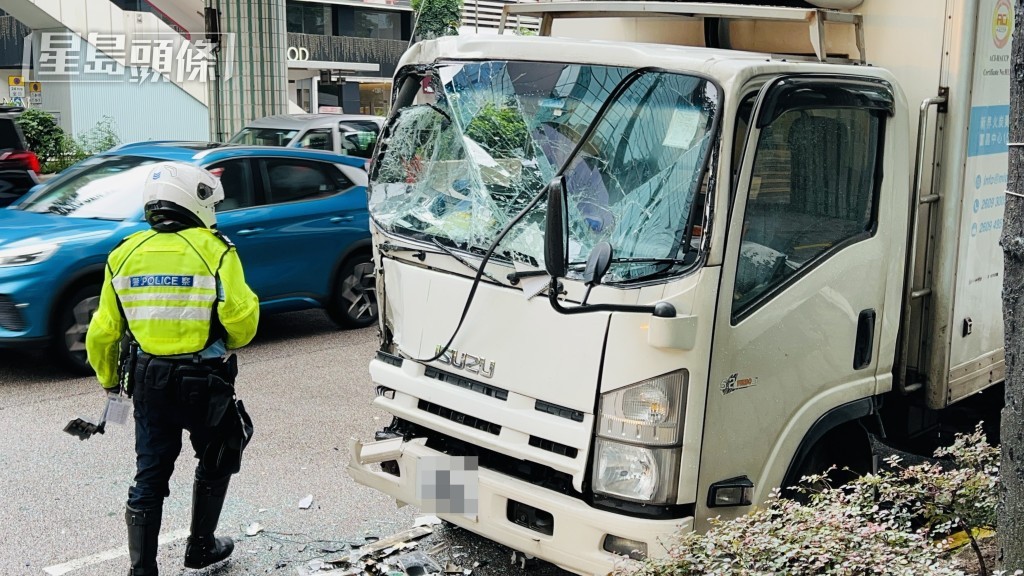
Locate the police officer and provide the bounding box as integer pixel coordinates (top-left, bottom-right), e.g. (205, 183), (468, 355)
(86, 162), (260, 575)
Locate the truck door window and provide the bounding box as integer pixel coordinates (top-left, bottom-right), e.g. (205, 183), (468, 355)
(733, 105), (884, 317)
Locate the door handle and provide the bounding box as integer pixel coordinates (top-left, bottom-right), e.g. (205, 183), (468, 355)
(853, 308), (876, 370)
(330, 216), (354, 224)
(237, 227), (264, 236)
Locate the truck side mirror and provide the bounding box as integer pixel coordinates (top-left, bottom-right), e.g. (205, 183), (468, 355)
(544, 176), (568, 278)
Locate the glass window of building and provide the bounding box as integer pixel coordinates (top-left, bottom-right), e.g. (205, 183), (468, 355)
(287, 3), (331, 35)
(353, 9), (402, 40)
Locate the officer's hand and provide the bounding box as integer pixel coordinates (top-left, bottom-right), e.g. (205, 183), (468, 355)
(103, 385), (123, 396)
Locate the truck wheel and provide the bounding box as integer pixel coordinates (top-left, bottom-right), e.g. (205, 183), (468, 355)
(52, 284), (100, 375)
(327, 255), (378, 329)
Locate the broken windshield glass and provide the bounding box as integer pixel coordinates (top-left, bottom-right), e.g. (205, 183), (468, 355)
(369, 61), (718, 282)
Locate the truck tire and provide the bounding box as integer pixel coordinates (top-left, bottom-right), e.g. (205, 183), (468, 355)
(52, 284), (100, 376)
(327, 255), (378, 329)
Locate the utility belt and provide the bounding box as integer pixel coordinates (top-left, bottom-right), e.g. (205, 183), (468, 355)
(118, 337), (234, 398)
(121, 341), (253, 477)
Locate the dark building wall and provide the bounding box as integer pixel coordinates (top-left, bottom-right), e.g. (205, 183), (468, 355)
(0, 12), (31, 69)
(286, 2), (412, 79)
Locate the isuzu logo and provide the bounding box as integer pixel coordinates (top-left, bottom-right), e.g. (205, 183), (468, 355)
(435, 345), (496, 378)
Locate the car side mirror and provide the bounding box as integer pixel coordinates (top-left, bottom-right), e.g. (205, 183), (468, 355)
(543, 176), (567, 279)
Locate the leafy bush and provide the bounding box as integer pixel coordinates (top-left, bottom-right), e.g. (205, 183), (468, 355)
(15, 108), (66, 167)
(77, 116), (120, 155)
(16, 112), (121, 174)
(619, 425), (1011, 576)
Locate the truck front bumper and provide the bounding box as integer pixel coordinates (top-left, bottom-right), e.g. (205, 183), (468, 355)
(348, 436), (692, 576)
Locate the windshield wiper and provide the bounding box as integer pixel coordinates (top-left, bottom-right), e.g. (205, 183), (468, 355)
(568, 257), (686, 269)
(568, 256), (690, 284)
(431, 238), (501, 284)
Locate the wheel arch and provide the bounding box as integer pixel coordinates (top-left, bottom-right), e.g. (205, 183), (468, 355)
(328, 238), (373, 298)
(48, 263), (106, 335)
(779, 397), (876, 493)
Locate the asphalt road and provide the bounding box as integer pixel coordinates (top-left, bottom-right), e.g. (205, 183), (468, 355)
(0, 310), (571, 576)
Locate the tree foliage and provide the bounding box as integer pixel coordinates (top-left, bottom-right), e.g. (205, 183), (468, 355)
(15, 108), (66, 167)
(465, 102), (529, 158)
(411, 0), (463, 40)
(14, 109), (121, 173)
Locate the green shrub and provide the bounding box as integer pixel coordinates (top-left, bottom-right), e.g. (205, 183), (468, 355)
(18, 113), (121, 174)
(77, 115), (120, 155)
(619, 425), (1013, 576)
(15, 108), (66, 167)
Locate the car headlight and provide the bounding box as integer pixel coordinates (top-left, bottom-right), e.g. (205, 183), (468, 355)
(593, 439), (681, 503)
(0, 243), (60, 267)
(598, 370), (686, 446)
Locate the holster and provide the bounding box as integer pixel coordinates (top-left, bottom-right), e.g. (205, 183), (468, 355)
(118, 336), (141, 397)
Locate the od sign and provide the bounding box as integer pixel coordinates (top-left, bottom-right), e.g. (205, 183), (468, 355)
(287, 46), (310, 61)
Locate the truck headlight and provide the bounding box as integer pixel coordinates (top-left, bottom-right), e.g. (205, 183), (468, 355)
(593, 370), (687, 504)
(598, 370), (686, 446)
(0, 243), (60, 267)
(593, 439), (681, 503)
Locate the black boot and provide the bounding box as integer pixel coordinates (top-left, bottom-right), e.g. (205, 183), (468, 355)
(126, 505), (161, 576)
(183, 477), (234, 569)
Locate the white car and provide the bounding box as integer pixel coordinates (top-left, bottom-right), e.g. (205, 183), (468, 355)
(228, 114), (384, 162)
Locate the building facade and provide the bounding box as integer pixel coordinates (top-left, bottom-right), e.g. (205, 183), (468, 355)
(0, 0), (535, 144)
(285, 0), (414, 116)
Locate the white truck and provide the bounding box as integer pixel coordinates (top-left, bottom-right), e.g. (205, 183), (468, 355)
(347, 0), (1012, 573)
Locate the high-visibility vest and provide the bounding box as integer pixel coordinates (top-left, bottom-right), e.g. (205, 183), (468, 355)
(107, 228), (232, 356)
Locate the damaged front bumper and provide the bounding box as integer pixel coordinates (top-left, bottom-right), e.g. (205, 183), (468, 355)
(348, 435), (692, 576)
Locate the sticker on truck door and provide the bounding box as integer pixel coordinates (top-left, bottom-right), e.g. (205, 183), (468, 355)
(721, 373), (758, 395)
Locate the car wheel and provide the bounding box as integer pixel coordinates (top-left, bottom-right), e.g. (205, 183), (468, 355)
(327, 255), (378, 329)
(53, 284), (100, 375)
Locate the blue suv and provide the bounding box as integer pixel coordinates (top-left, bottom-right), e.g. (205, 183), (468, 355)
(0, 143), (376, 374)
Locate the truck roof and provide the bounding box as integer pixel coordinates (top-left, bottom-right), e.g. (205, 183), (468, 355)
(401, 34), (893, 90)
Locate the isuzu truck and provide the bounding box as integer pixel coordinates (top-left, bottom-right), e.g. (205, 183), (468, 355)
(347, 0), (1013, 573)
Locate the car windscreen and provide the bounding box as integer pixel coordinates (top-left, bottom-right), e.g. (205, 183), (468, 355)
(0, 119), (25, 151)
(228, 127), (300, 146)
(14, 155), (159, 219)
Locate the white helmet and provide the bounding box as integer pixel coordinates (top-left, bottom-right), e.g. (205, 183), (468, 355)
(142, 162), (224, 229)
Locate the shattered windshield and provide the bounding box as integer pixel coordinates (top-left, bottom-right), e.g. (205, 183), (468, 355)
(369, 61), (718, 282)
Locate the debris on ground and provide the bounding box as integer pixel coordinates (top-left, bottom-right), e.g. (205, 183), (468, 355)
(277, 520), (492, 575)
(299, 494), (314, 509)
(246, 522), (265, 536)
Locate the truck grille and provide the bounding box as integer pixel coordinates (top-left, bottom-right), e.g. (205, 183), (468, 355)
(387, 418), (581, 498)
(424, 366), (509, 401)
(529, 436), (579, 459)
(417, 400), (501, 435)
(535, 399), (585, 422)
(0, 297), (25, 331)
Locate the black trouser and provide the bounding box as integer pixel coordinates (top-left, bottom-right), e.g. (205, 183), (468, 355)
(128, 355), (234, 511)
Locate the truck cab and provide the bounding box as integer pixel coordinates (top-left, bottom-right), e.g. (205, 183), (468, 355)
(348, 1), (1009, 573)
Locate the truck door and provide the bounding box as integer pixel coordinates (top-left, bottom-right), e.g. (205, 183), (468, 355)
(698, 76), (903, 525)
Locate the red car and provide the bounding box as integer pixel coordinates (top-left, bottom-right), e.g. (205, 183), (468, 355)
(0, 106), (41, 207)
